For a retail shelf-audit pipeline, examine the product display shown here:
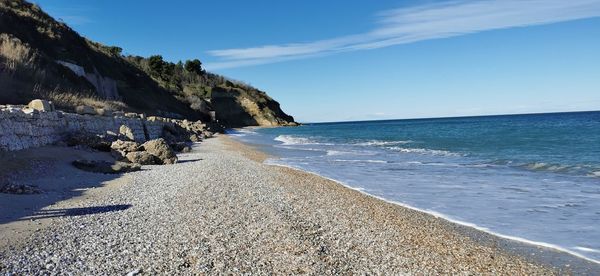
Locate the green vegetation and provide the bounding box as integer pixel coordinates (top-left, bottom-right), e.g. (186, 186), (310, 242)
(184, 59), (202, 74)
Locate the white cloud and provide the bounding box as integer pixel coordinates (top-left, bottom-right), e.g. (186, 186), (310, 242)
(204, 0), (600, 70)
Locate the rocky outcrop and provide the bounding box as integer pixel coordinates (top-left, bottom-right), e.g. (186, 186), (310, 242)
(210, 86), (296, 127)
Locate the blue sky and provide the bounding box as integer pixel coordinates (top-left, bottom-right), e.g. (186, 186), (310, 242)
(35, 0), (600, 122)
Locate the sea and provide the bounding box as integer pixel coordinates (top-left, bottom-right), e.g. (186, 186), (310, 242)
(228, 111), (600, 263)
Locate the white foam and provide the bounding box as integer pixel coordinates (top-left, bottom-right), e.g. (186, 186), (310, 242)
(264, 160), (600, 265)
(387, 146), (461, 157)
(355, 140), (412, 146)
(588, 171), (600, 177)
(332, 159), (388, 164)
(226, 128), (259, 137)
(274, 135), (330, 145)
(574, 246), (600, 253)
(326, 150), (377, 156)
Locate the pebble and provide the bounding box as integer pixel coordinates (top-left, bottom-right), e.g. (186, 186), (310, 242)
(0, 137), (554, 275)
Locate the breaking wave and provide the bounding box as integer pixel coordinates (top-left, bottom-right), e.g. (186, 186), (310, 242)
(274, 135), (330, 145)
(387, 146), (461, 157)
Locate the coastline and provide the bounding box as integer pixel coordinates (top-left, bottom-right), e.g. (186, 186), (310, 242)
(1, 135), (598, 274)
(227, 135), (600, 274)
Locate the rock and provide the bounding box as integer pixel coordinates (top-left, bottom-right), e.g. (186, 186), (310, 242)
(27, 99), (54, 112)
(125, 151), (157, 165)
(142, 138), (177, 164)
(64, 132), (112, 152)
(0, 183), (42, 194)
(95, 108), (113, 116)
(189, 134), (201, 142)
(170, 142), (192, 153)
(72, 160), (141, 174)
(75, 105), (96, 115)
(119, 125), (135, 141)
(110, 140), (141, 158)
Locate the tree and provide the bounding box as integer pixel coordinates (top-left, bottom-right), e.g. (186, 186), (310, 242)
(148, 55), (166, 76)
(184, 59), (202, 75)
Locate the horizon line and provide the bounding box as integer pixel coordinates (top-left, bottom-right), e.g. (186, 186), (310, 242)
(302, 109), (600, 125)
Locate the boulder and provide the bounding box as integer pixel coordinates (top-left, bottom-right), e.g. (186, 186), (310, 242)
(110, 140), (141, 158)
(76, 105), (96, 115)
(125, 151), (157, 165)
(119, 125), (135, 141)
(72, 160), (141, 174)
(142, 138), (177, 164)
(27, 99), (54, 112)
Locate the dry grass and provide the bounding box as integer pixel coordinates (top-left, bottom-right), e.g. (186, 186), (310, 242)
(0, 33), (36, 70)
(42, 88), (128, 111)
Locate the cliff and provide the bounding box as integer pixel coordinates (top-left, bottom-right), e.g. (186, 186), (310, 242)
(0, 0), (296, 127)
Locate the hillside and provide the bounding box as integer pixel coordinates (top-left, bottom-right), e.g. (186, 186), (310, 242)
(0, 0), (296, 127)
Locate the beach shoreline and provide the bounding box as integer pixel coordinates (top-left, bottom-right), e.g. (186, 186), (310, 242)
(1, 135), (598, 274)
(226, 135), (600, 274)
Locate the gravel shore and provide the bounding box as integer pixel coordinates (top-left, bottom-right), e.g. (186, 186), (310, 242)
(0, 136), (596, 274)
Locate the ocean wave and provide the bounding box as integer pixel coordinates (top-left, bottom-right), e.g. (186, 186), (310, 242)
(274, 135), (331, 145)
(519, 162), (600, 176)
(588, 171), (600, 178)
(387, 146), (461, 157)
(524, 162), (571, 172)
(273, 145), (326, 152)
(226, 128), (258, 137)
(332, 159), (388, 164)
(355, 140), (412, 146)
(326, 150), (376, 156)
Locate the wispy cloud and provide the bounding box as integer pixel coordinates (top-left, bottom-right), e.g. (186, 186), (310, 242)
(205, 0), (600, 70)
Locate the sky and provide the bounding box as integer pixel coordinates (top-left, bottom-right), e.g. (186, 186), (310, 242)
(34, 0), (600, 122)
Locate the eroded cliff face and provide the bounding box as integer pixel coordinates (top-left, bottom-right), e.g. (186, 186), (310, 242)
(0, 0), (296, 127)
(210, 86), (296, 128)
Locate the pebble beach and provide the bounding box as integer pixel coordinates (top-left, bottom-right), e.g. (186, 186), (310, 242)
(1, 135), (597, 274)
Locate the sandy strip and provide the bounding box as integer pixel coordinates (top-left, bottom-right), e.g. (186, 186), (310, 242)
(0, 136), (597, 274)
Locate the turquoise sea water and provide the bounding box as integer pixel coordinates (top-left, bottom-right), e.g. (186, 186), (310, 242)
(229, 111), (600, 262)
